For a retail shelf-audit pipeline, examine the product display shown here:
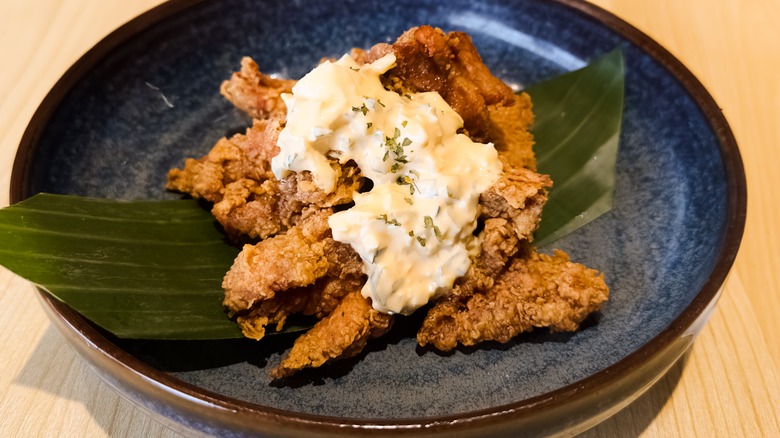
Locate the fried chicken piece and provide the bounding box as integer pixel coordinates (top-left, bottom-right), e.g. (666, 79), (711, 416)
(166, 117), (282, 203)
(222, 209), (333, 312)
(271, 289), (393, 379)
(450, 165), (550, 299)
(450, 218), (520, 298)
(480, 164), (552, 242)
(236, 286), (312, 340)
(365, 26), (512, 140)
(210, 178), (282, 240)
(211, 161), (361, 240)
(303, 239), (366, 317)
(235, 239), (366, 340)
(417, 249), (609, 351)
(236, 275), (365, 340)
(168, 112), (360, 240)
(365, 26), (516, 144)
(220, 57), (296, 120)
(490, 92), (537, 171)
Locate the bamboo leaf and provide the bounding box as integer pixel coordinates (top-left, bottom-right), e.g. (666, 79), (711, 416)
(0, 194), (244, 339)
(528, 49), (624, 247)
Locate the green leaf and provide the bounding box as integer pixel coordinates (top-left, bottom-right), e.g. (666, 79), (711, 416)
(0, 194), (243, 339)
(527, 49), (624, 247)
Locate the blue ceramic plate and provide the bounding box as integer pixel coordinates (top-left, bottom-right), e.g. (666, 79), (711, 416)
(12, 0), (745, 436)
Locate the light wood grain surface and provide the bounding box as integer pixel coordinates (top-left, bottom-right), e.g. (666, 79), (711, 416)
(1, 1), (778, 436)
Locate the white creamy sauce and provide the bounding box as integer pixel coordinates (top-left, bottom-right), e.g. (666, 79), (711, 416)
(271, 53), (502, 314)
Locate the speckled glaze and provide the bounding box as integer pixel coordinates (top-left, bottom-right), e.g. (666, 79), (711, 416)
(12, 0), (746, 437)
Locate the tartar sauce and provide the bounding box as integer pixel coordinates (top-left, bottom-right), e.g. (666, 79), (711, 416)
(271, 53), (502, 314)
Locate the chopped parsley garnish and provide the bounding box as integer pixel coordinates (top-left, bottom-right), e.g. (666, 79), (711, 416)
(383, 127), (412, 169)
(377, 214), (401, 226)
(367, 122), (373, 129)
(396, 175), (416, 195)
(352, 104), (369, 116)
(423, 215), (443, 241)
(416, 236), (427, 247)
(404, 197), (414, 205)
(401, 120), (408, 127)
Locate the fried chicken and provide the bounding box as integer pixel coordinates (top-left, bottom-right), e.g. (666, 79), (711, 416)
(211, 161), (360, 240)
(490, 92), (537, 171)
(271, 289), (393, 378)
(449, 218), (521, 299)
(166, 117), (282, 203)
(165, 27), (609, 377)
(167, 119), (361, 240)
(449, 163), (551, 299)
(234, 239), (366, 340)
(417, 249), (609, 351)
(480, 164), (552, 242)
(364, 26), (513, 141)
(220, 57), (295, 120)
(362, 25), (536, 169)
(223, 209), (333, 312)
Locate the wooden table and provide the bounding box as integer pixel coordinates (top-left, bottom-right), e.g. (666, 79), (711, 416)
(1, 1), (778, 436)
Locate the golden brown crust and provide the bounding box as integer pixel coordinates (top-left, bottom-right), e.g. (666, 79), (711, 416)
(222, 209), (333, 312)
(450, 218), (521, 298)
(417, 249), (609, 351)
(271, 290), (393, 379)
(479, 164), (552, 242)
(212, 162), (361, 240)
(166, 117), (282, 203)
(229, 222), (366, 339)
(220, 57), (296, 120)
(167, 117), (361, 240)
(367, 25), (530, 162)
(490, 92), (537, 171)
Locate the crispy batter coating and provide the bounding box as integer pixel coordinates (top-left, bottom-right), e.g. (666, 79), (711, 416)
(480, 164), (552, 242)
(212, 161), (361, 240)
(363, 26), (536, 172)
(417, 249), (609, 351)
(220, 57), (295, 120)
(166, 117), (282, 203)
(448, 164), (550, 299)
(271, 290), (393, 379)
(222, 209), (333, 312)
(236, 286), (311, 340)
(235, 239), (365, 340)
(167, 117), (361, 240)
(366, 26), (515, 142)
(490, 92), (537, 171)
(451, 218), (520, 298)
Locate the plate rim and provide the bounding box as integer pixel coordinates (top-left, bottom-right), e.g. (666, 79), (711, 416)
(10, 0), (747, 434)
